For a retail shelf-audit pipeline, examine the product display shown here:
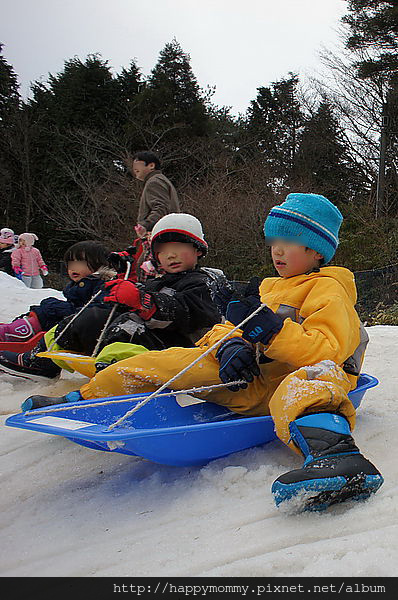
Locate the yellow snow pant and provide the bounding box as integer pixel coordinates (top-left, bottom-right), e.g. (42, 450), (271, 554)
(80, 346), (357, 454)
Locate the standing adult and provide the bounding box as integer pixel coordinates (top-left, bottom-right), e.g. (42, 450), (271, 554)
(130, 151), (180, 280)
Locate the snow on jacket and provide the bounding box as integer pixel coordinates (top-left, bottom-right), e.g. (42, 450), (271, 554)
(0, 247), (15, 276)
(137, 170), (180, 232)
(199, 266), (367, 388)
(11, 246), (46, 277)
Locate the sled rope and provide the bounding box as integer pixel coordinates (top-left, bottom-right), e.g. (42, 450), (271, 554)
(91, 261), (132, 358)
(47, 289), (104, 352)
(47, 261), (131, 355)
(108, 302), (267, 430)
(23, 380), (247, 416)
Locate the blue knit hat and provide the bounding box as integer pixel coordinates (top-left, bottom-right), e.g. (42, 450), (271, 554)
(264, 193), (343, 264)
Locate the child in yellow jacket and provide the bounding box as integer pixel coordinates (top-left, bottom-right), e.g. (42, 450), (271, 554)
(23, 193), (383, 512)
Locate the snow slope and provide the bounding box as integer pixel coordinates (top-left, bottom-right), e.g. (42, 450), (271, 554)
(0, 272), (397, 577)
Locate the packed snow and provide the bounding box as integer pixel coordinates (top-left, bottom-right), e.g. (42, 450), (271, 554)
(0, 271), (397, 577)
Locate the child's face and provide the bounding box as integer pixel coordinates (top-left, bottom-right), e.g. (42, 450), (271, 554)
(271, 240), (323, 278)
(67, 260), (93, 282)
(19, 239), (26, 247)
(155, 242), (201, 273)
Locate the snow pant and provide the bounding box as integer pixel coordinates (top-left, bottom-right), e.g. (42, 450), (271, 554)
(22, 274), (43, 289)
(80, 346), (357, 453)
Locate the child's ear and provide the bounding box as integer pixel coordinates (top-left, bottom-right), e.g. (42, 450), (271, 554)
(195, 249), (202, 257)
(314, 251), (323, 261)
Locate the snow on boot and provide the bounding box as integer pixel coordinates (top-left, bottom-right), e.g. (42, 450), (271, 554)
(0, 315), (40, 343)
(0, 338), (61, 382)
(21, 390), (83, 411)
(272, 413), (383, 512)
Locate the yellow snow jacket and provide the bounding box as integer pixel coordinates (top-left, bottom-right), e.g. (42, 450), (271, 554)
(198, 266), (366, 388)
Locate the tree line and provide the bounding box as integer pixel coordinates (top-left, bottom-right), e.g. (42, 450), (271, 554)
(0, 0), (397, 281)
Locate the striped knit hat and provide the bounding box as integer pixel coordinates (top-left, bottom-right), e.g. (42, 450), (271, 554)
(264, 193), (343, 264)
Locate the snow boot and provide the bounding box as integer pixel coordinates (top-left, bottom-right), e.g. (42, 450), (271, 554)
(0, 337), (61, 382)
(21, 390), (83, 411)
(0, 313), (41, 343)
(272, 413), (383, 512)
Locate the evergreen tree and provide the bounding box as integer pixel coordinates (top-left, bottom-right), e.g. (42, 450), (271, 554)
(0, 43), (20, 120)
(295, 101), (364, 204)
(343, 1), (398, 81)
(342, 0), (398, 216)
(29, 54), (120, 130)
(0, 44), (22, 227)
(142, 39), (209, 136)
(246, 74), (303, 181)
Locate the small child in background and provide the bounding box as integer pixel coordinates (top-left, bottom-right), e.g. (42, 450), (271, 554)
(0, 241), (112, 347)
(0, 228), (16, 276)
(11, 233), (48, 289)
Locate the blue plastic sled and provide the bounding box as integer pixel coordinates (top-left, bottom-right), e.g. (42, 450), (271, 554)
(5, 373), (378, 467)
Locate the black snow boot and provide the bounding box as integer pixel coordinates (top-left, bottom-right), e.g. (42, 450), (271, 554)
(21, 390), (83, 411)
(272, 413), (383, 512)
(0, 338), (61, 382)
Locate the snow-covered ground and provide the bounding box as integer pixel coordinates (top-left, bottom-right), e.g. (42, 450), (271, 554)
(0, 271), (397, 577)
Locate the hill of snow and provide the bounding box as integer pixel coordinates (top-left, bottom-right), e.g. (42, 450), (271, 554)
(0, 272), (397, 577)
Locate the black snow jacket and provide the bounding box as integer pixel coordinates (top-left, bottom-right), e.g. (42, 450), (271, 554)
(0, 247), (15, 276)
(54, 267), (224, 355)
(31, 268), (114, 331)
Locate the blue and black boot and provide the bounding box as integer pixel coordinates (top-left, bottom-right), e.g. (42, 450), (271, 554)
(0, 338), (61, 382)
(272, 413), (384, 512)
(21, 390), (83, 411)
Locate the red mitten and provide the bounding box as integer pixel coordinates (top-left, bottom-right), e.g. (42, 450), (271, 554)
(104, 280), (141, 308)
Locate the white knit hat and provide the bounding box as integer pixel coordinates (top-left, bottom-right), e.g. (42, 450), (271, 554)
(18, 233), (38, 247)
(0, 228), (15, 245)
(151, 213), (208, 256)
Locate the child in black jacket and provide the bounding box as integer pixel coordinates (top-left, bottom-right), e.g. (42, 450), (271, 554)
(0, 241), (112, 344)
(0, 215), (225, 381)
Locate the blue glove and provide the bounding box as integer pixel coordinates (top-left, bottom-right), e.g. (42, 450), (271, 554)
(216, 338), (260, 392)
(226, 296), (284, 345)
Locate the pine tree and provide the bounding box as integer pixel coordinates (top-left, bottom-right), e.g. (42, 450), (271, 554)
(295, 102), (363, 204)
(29, 54), (120, 130)
(142, 39), (209, 136)
(343, 1), (398, 81)
(0, 44), (22, 227)
(246, 74), (303, 181)
(0, 43), (20, 120)
(342, 1), (398, 216)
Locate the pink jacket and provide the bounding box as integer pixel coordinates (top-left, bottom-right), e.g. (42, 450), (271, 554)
(11, 246), (47, 277)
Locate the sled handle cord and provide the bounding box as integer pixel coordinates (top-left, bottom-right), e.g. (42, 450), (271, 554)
(107, 302), (268, 430)
(23, 380), (247, 416)
(47, 289), (104, 352)
(91, 261), (132, 358)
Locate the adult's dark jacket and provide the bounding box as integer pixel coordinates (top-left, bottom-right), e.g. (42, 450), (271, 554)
(54, 267), (223, 355)
(0, 247), (15, 276)
(137, 170), (180, 232)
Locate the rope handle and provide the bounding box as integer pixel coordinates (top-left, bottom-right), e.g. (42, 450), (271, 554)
(91, 261), (132, 357)
(23, 380), (247, 416)
(108, 302), (267, 430)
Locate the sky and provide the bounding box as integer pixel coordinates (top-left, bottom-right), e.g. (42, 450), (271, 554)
(1, 0), (348, 115)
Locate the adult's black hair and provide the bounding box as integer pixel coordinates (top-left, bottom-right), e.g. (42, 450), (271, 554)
(133, 151), (161, 170)
(63, 241), (109, 272)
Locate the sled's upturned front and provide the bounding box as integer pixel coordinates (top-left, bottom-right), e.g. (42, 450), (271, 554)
(5, 373), (378, 467)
